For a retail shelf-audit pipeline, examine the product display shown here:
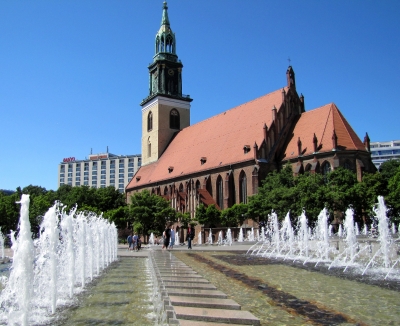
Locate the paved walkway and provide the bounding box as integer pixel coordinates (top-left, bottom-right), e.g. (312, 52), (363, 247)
(150, 250), (260, 325)
(117, 242), (256, 257)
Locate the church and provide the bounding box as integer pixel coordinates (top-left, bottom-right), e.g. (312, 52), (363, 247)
(125, 2), (375, 224)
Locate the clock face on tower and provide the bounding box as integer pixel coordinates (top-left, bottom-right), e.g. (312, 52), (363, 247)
(168, 69), (174, 76)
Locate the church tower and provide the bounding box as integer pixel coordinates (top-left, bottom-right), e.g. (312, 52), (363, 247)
(140, 1), (192, 166)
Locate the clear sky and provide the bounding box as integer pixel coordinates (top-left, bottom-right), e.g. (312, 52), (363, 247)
(1, 0), (399, 191)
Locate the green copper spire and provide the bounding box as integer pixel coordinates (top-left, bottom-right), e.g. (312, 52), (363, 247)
(141, 1), (192, 106)
(161, 1), (170, 26)
(155, 1), (176, 59)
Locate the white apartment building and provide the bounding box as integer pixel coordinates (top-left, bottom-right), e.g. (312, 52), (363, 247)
(370, 140), (400, 170)
(58, 153), (141, 192)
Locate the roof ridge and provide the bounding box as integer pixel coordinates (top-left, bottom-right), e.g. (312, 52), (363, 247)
(319, 103), (333, 146)
(332, 104), (362, 148)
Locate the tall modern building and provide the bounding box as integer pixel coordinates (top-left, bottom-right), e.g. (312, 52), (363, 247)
(58, 152), (141, 192)
(370, 140), (400, 170)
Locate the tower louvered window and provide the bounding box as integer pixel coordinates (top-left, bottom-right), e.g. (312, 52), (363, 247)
(170, 109), (180, 129)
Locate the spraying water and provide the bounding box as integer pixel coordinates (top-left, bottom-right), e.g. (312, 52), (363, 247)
(225, 228), (232, 246)
(38, 203), (59, 314)
(298, 211), (309, 258)
(197, 231), (202, 245)
(0, 227), (4, 260)
(6, 195), (35, 326)
(238, 228), (244, 242)
(344, 208), (357, 263)
(217, 231), (223, 245)
(0, 195), (119, 325)
(260, 226), (265, 242)
(149, 233), (154, 245)
(208, 229), (213, 245)
(376, 196), (392, 268)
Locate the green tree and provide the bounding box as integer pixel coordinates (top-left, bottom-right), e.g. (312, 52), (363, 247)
(248, 165), (296, 222)
(353, 172), (387, 224)
(103, 206), (129, 229)
(129, 190), (177, 238)
(379, 159), (400, 184)
(386, 165), (400, 223)
(194, 204), (207, 225)
(221, 203), (248, 227)
(324, 167), (358, 219)
(292, 172), (326, 221)
(0, 191), (20, 236)
(178, 212), (194, 229)
(195, 204), (221, 227)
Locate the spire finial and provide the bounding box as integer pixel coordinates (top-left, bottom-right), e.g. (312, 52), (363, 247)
(161, 1), (170, 26)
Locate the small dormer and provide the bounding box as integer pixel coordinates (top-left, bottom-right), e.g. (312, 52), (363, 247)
(200, 157), (207, 165)
(136, 176), (141, 182)
(243, 145), (251, 154)
(168, 166), (174, 173)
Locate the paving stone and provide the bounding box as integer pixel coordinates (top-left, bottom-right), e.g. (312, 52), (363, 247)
(167, 288), (228, 299)
(161, 277), (210, 283)
(174, 306), (260, 325)
(164, 282), (216, 290)
(159, 274), (200, 278)
(178, 321), (248, 326)
(170, 296), (241, 310)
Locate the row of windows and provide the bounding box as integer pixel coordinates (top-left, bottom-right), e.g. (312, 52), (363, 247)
(59, 181), (125, 189)
(371, 150), (400, 156)
(147, 109), (180, 131)
(64, 173), (133, 181)
(61, 166), (136, 173)
(60, 159), (141, 172)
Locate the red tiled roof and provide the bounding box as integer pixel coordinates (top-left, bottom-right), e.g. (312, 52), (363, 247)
(283, 103), (366, 160)
(127, 88), (286, 189)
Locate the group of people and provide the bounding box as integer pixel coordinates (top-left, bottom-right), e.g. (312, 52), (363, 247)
(127, 233), (141, 251)
(162, 225), (195, 250)
(162, 225), (175, 250)
(127, 225), (195, 251)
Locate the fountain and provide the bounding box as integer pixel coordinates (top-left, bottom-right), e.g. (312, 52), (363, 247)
(0, 228), (4, 260)
(217, 231), (223, 245)
(149, 232), (155, 245)
(0, 195), (118, 326)
(225, 228), (232, 246)
(260, 226), (265, 242)
(197, 231), (202, 245)
(238, 227), (244, 242)
(247, 196), (400, 280)
(175, 231), (180, 246)
(207, 229), (213, 245)
(247, 227), (255, 241)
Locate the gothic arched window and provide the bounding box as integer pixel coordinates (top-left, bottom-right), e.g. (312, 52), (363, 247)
(170, 109), (180, 129)
(322, 161), (331, 183)
(239, 171), (247, 204)
(148, 111), (153, 131)
(344, 160), (353, 171)
(217, 175), (223, 209)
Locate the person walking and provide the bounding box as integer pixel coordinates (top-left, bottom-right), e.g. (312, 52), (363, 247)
(132, 233), (138, 251)
(169, 227), (175, 249)
(162, 225), (171, 250)
(127, 234), (133, 251)
(186, 226), (194, 249)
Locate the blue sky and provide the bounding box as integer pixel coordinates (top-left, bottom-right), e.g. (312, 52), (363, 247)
(1, 0), (399, 191)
